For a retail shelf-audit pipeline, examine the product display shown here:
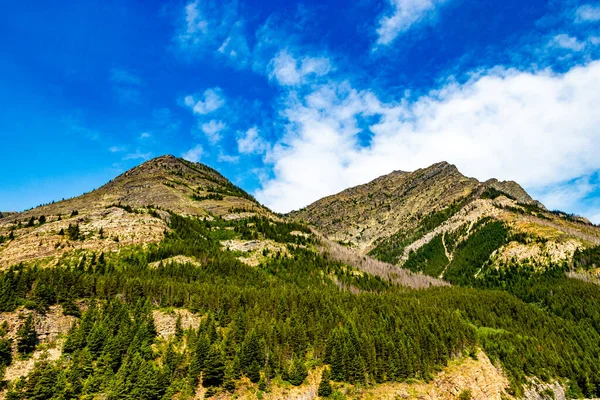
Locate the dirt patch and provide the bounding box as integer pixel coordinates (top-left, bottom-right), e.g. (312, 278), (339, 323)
(220, 239), (290, 266)
(149, 255), (202, 268)
(152, 309), (203, 338)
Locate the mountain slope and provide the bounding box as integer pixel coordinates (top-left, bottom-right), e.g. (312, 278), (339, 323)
(0, 155), (272, 267)
(291, 162), (600, 283)
(2, 158), (600, 399)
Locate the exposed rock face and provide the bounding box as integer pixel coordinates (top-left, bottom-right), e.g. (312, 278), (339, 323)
(482, 179), (545, 209)
(291, 162), (479, 254)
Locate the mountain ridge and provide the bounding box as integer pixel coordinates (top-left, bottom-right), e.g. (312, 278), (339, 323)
(0, 155), (273, 267)
(291, 160), (600, 284)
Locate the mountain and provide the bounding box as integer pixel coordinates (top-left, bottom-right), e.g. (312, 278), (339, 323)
(292, 161), (600, 283)
(2, 156), (600, 400)
(0, 155), (271, 267)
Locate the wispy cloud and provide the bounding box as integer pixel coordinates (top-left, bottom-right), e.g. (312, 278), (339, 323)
(218, 153), (239, 163)
(375, 0), (449, 46)
(237, 127), (268, 154)
(109, 67), (144, 105)
(110, 68), (144, 86)
(200, 120), (226, 143)
(123, 150), (152, 161)
(550, 33), (586, 51)
(182, 144), (204, 162)
(184, 88), (225, 115)
(175, 0), (250, 67)
(109, 146), (125, 153)
(268, 50), (332, 86)
(575, 4), (600, 23)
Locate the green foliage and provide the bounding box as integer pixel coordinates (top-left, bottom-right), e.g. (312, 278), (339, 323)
(287, 356), (308, 386)
(3, 213), (600, 398)
(480, 187), (515, 201)
(191, 193), (224, 201)
(403, 234), (448, 277)
(443, 219), (509, 286)
(318, 368), (333, 397)
(203, 346), (225, 387)
(369, 199), (465, 264)
(17, 314), (37, 356)
(458, 389), (472, 400)
(573, 245), (600, 270)
(0, 338), (12, 367)
(67, 224), (80, 241)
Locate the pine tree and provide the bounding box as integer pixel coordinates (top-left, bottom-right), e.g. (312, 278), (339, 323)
(318, 368), (333, 397)
(223, 363), (236, 393)
(241, 330), (262, 373)
(0, 338), (12, 367)
(175, 314), (183, 339)
(247, 360), (261, 384)
(132, 360), (160, 400)
(189, 334), (210, 384)
(203, 346), (225, 387)
(287, 356), (308, 386)
(17, 313), (37, 355)
(87, 323), (107, 357)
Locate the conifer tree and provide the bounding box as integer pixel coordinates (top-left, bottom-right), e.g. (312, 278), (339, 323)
(203, 346), (225, 387)
(17, 313), (37, 355)
(189, 334), (210, 384)
(247, 360), (261, 384)
(318, 368), (333, 397)
(287, 356), (308, 386)
(175, 314), (183, 339)
(0, 338), (12, 367)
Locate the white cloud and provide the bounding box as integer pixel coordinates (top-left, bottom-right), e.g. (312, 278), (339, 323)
(109, 146), (125, 153)
(256, 61), (600, 214)
(550, 34), (586, 51)
(201, 120), (226, 143)
(269, 50), (332, 86)
(575, 4), (600, 22)
(591, 212), (600, 225)
(182, 144), (204, 163)
(184, 88), (225, 115)
(531, 176), (595, 211)
(218, 153), (240, 163)
(237, 127), (268, 154)
(139, 132), (151, 139)
(376, 0), (447, 46)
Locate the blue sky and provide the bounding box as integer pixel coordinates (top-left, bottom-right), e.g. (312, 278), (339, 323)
(1, 0), (600, 222)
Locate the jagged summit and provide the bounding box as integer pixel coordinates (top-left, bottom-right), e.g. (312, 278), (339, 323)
(291, 161), (600, 274)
